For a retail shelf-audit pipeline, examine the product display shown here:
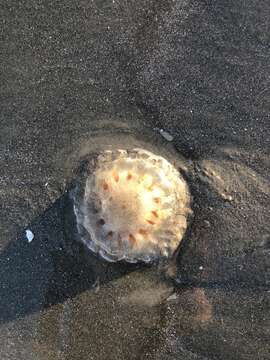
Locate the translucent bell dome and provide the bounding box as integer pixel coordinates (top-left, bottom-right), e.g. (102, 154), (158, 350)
(73, 148), (191, 263)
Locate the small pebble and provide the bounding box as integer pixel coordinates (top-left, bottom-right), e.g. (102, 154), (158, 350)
(204, 220), (211, 227)
(25, 229), (34, 243)
(166, 293), (178, 301)
(199, 266), (203, 270)
(221, 193), (233, 201)
(92, 277), (100, 293)
(160, 129), (174, 142)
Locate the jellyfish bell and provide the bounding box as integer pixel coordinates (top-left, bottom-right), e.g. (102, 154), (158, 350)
(72, 148), (191, 263)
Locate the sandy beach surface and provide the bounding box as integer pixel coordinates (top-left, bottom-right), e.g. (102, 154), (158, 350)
(1, 1), (269, 359)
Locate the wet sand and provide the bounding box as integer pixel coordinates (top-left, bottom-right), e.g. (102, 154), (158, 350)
(1, 1), (269, 359)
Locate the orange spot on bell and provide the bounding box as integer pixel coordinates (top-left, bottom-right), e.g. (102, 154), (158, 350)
(151, 210), (158, 218)
(97, 219), (105, 226)
(139, 229), (148, 236)
(113, 172), (119, 182)
(146, 220), (155, 225)
(106, 231), (114, 239)
(127, 173), (132, 180)
(129, 234), (136, 245)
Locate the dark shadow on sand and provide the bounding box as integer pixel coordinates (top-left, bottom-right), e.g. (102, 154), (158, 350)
(0, 193), (143, 324)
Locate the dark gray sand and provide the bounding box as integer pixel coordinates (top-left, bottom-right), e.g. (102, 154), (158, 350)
(1, 1), (269, 359)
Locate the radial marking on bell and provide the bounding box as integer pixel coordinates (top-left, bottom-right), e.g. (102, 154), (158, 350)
(74, 148), (191, 263)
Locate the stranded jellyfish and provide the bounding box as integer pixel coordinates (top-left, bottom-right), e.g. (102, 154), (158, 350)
(73, 148), (191, 263)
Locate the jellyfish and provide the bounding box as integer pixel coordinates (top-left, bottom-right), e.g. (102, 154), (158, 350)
(73, 148), (191, 263)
